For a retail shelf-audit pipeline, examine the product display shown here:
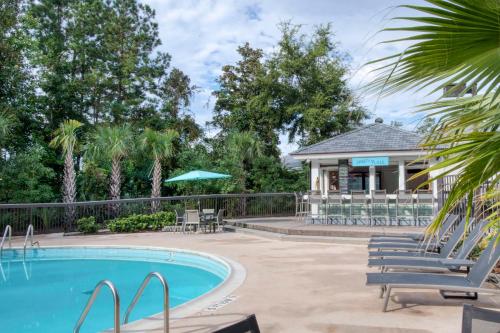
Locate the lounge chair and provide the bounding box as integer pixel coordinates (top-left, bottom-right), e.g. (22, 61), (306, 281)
(212, 314), (260, 333)
(368, 216), (466, 253)
(370, 213), (458, 242)
(368, 217), (468, 259)
(461, 304), (500, 333)
(366, 235), (500, 311)
(368, 220), (488, 272)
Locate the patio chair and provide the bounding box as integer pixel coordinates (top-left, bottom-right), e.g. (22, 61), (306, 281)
(367, 217), (467, 253)
(212, 209), (225, 232)
(461, 304), (500, 333)
(368, 219), (487, 272)
(366, 235), (500, 312)
(396, 189), (414, 226)
(371, 190), (389, 226)
(212, 314), (260, 333)
(169, 208), (184, 232)
(183, 209), (200, 233)
(416, 190), (435, 226)
(326, 190), (344, 224)
(307, 191), (325, 224)
(368, 215), (462, 258)
(370, 213), (458, 242)
(349, 190), (370, 225)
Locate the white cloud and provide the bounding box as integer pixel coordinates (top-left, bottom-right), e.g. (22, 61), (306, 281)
(143, 0), (433, 155)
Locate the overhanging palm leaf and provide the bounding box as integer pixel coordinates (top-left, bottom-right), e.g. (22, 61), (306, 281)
(368, 0), (500, 98)
(367, 0), (499, 241)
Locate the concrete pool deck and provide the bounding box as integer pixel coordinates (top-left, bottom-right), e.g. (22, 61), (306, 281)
(9, 230), (500, 333)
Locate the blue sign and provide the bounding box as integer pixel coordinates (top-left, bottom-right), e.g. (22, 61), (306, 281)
(352, 156), (389, 167)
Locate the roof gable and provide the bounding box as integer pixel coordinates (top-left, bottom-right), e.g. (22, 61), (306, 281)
(291, 123), (424, 156)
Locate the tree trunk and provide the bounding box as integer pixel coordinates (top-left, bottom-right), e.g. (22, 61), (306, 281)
(151, 157), (162, 212)
(110, 157), (121, 216)
(63, 147), (76, 228)
(110, 158), (121, 200)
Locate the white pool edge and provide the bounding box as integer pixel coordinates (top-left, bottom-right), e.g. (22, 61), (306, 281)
(120, 255), (246, 332)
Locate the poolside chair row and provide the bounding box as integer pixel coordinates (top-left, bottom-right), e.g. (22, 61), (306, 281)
(303, 189), (434, 226)
(365, 213), (500, 312)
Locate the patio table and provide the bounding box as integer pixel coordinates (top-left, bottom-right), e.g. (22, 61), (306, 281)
(200, 210), (217, 232)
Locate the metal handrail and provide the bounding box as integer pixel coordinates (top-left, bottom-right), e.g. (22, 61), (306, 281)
(74, 280), (120, 333)
(23, 224), (39, 256)
(123, 272), (169, 333)
(0, 225), (12, 257)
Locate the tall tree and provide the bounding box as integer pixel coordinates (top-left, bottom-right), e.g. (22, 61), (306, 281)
(212, 43), (280, 155)
(158, 68), (201, 142)
(268, 23), (368, 146)
(102, 0), (167, 123)
(86, 124), (133, 201)
(368, 0), (499, 239)
(212, 25), (368, 153)
(139, 128), (178, 211)
(28, 0), (81, 130)
(49, 120), (83, 205)
(0, 0), (34, 151)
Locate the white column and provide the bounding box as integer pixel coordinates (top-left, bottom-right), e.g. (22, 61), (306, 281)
(310, 160), (321, 216)
(369, 166), (376, 193)
(429, 159), (438, 200)
(310, 160), (320, 191)
(398, 160), (406, 191)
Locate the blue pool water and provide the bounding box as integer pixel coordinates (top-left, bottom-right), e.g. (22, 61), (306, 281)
(0, 247), (228, 333)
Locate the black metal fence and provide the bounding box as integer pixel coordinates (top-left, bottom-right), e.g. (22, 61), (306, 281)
(0, 193), (296, 235)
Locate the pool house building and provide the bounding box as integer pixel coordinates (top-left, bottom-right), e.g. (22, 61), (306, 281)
(290, 119), (440, 225)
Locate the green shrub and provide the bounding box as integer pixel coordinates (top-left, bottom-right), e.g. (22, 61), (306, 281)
(77, 216), (99, 234)
(107, 211), (176, 233)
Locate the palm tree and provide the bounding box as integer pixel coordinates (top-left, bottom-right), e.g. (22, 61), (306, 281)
(139, 128), (178, 211)
(226, 131), (263, 192)
(86, 125), (133, 202)
(50, 119), (83, 203)
(367, 0), (499, 239)
(225, 131), (263, 216)
(50, 120), (83, 225)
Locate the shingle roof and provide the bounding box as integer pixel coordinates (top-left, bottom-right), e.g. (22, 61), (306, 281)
(291, 123), (424, 156)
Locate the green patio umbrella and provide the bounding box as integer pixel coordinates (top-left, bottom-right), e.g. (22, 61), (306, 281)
(165, 170), (231, 183)
(165, 170), (231, 216)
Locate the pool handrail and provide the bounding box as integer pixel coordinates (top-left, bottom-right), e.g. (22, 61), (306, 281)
(74, 280), (121, 333)
(123, 271), (169, 333)
(23, 224), (39, 257)
(0, 225), (12, 257)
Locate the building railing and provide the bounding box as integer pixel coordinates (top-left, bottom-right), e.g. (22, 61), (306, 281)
(0, 193), (296, 234)
(438, 175), (496, 221)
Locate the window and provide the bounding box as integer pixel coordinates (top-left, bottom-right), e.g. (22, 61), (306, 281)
(348, 170), (381, 193)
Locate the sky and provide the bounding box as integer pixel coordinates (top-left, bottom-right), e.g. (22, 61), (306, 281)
(143, 0), (434, 155)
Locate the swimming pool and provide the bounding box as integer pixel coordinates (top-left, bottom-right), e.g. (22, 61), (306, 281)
(0, 247), (230, 333)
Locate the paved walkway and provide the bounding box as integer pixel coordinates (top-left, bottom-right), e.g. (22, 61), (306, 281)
(9, 231), (500, 333)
